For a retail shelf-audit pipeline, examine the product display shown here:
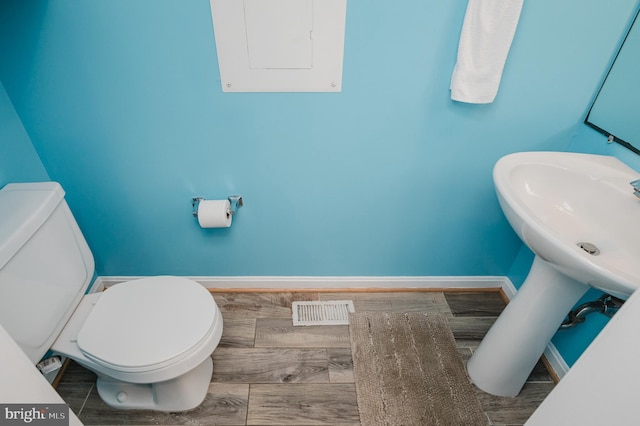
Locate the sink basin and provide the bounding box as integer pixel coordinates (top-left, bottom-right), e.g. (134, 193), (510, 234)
(467, 151), (640, 397)
(494, 151), (640, 297)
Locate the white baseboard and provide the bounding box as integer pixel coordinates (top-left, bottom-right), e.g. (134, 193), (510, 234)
(95, 275), (511, 291)
(543, 342), (569, 380)
(500, 278), (518, 299)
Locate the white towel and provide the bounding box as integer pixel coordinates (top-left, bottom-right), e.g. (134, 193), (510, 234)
(450, 0), (524, 104)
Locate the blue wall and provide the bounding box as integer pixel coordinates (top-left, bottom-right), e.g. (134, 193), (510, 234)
(1, 0), (634, 278)
(0, 81), (49, 186)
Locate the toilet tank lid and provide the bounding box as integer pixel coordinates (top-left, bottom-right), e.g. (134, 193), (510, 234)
(0, 182), (65, 271)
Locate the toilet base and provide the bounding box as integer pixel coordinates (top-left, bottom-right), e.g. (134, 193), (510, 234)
(96, 356), (213, 412)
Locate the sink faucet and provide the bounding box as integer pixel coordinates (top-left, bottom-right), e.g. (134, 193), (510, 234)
(631, 179), (640, 199)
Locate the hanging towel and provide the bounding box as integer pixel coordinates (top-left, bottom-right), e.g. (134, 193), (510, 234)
(450, 0), (524, 104)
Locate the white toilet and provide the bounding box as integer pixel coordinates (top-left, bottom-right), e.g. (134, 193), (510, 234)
(0, 182), (224, 412)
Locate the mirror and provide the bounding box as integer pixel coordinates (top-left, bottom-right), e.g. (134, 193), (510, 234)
(585, 8), (640, 155)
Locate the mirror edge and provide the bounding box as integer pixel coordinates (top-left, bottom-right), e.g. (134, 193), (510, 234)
(584, 6), (640, 155)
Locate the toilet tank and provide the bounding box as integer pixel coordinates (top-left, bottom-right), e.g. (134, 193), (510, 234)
(0, 182), (95, 363)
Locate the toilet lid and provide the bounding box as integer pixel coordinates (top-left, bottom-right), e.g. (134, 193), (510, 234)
(77, 276), (217, 371)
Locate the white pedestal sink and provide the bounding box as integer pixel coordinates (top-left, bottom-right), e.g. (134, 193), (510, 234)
(468, 151), (640, 397)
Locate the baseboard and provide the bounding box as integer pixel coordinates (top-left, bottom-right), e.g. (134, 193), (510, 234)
(500, 278), (518, 299)
(542, 341), (570, 381)
(95, 275), (511, 291)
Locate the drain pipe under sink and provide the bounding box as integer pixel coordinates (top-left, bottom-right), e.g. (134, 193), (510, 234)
(559, 294), (625, 329)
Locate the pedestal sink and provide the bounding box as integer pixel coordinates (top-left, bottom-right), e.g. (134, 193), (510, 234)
(468, 151), (640, 397)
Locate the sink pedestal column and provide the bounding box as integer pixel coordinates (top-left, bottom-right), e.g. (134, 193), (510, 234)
(467, 255), (589, 397)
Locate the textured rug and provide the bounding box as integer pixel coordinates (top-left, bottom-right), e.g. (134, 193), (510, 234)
(349, 312), (487, 425)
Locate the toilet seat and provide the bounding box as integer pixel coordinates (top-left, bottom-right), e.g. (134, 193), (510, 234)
(77, 276), (217, 373)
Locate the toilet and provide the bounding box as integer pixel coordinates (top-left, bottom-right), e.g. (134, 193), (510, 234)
(0, 182), (223, 412)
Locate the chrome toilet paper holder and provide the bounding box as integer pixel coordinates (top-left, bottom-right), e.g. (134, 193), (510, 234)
(192, 196), (243, 217)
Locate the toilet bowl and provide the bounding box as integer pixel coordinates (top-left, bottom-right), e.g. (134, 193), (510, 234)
(52, 276), (223, 411)
(0, 182), (223, 412)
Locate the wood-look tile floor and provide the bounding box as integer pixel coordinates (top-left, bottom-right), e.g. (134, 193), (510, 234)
(55, 290), (555, 425)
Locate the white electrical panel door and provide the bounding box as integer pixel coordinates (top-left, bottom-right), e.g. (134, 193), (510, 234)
(245, 0), (313, 69)
(210, 0), (346, 92)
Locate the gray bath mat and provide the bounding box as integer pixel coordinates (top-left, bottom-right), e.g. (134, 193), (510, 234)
(349, 311), (487, 425)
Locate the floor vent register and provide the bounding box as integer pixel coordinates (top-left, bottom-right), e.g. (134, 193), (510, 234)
(292, 300), (355, 326)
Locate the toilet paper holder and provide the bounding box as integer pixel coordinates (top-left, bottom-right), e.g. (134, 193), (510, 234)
(192, 195), (243, 217)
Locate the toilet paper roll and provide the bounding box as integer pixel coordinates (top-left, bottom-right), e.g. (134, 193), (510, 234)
(197, 200), (232, 228)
